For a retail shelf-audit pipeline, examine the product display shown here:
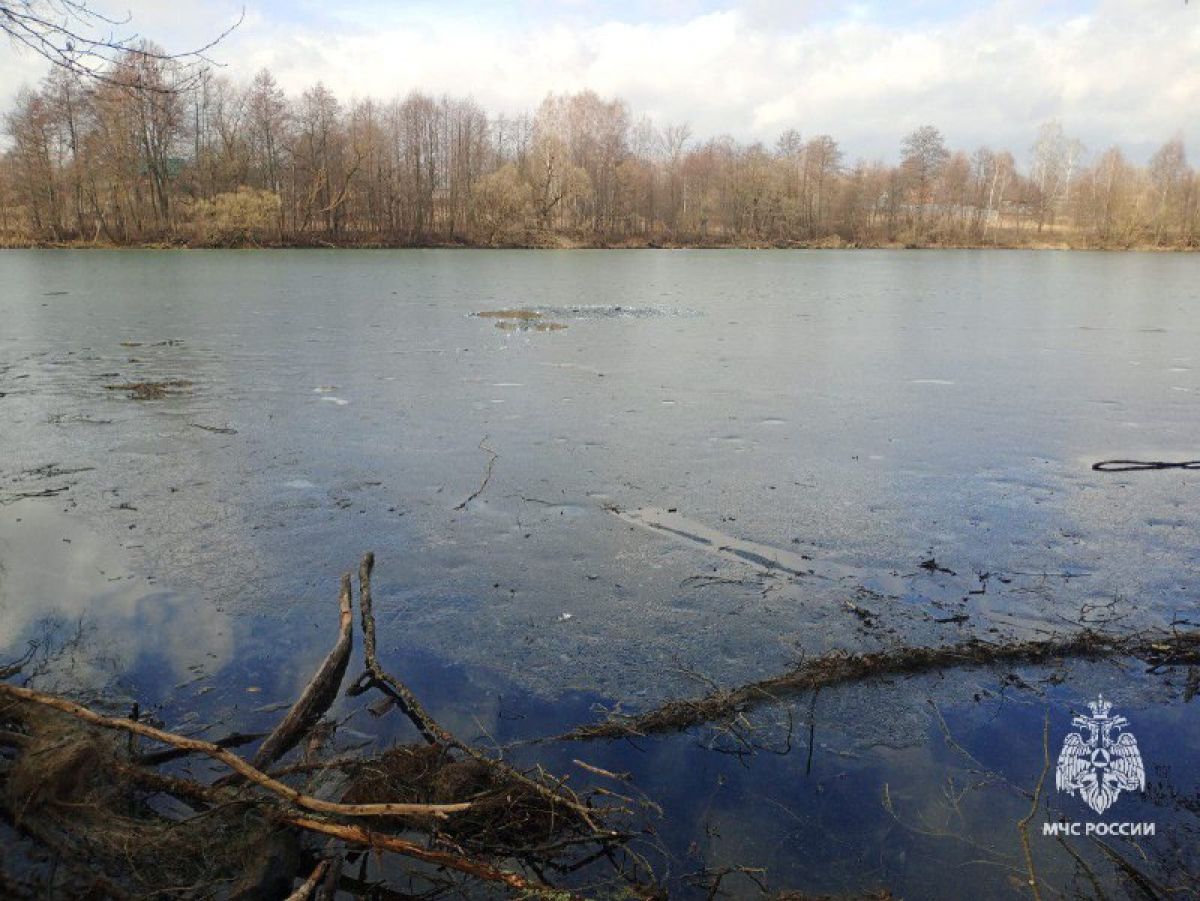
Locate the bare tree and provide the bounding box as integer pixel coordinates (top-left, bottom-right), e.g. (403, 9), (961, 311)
(1030, 120), (1084, 233)
(1079, 145), (1141, 244)
(970, 146), (1014, 241)
(471, 162), (529, 243)
(900, 125), (949, 234)
(1147, 135), (1189, 244)
(803, 135), (842, 237)
(1, 74), (1193, 249)
(658, 121), (691, 235)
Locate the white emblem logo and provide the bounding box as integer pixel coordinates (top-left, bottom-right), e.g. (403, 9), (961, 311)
(1056, 695), (1145, 815)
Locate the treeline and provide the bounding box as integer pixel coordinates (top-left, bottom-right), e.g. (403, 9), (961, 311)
(3, 51), (1199, 249)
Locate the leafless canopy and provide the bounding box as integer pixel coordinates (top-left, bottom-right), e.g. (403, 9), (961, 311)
(0, 0), (241, 90)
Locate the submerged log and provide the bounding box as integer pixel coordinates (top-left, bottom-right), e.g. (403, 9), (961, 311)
(560, 629), (1200, 740)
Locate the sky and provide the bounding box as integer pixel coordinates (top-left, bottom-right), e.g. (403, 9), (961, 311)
(2, 0), (1198, 164)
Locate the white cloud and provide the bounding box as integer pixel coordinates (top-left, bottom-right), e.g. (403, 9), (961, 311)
(2, 0), (1198, 164)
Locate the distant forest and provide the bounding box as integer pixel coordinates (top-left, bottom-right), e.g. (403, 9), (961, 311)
(2, 52), (1198, 249)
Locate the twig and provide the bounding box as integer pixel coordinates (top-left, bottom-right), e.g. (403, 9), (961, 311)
(1017, 712), (1050, 901)
(285, 860), (329, 901)
(348, 555), (448, 746)
(283, 816), (544, 894)
(0, 486), (70, 504)
(0, 644), (37, 679)
(454, 437), (498, 510)
(572, 759), (631, 782)
(1090, 838), (1168, 900)
(136, 731), (264, 766)
(1092, 459), (1200, 472)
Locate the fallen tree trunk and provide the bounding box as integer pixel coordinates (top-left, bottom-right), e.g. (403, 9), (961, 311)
(560, 629), (1200, 740)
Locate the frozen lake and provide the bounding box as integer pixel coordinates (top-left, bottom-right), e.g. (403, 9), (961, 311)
(2, 249), (1198, 897)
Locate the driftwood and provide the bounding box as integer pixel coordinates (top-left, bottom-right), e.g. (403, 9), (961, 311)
(5, 548), (1196, 898)
(253, 573), (354, 768)
(561, 629), (1200, 740)
(106, 761), (547, 895)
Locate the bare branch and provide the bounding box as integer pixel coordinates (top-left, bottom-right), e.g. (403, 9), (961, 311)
(1, 1), (243, 92)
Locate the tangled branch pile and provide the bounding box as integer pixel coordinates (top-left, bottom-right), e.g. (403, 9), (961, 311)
(0, 554), (636, 900)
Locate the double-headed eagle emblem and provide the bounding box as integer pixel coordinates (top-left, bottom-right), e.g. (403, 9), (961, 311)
(1056, 694), (1145, 815)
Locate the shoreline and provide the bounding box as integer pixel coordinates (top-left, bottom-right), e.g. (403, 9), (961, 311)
(3, 237), (1198, 253)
